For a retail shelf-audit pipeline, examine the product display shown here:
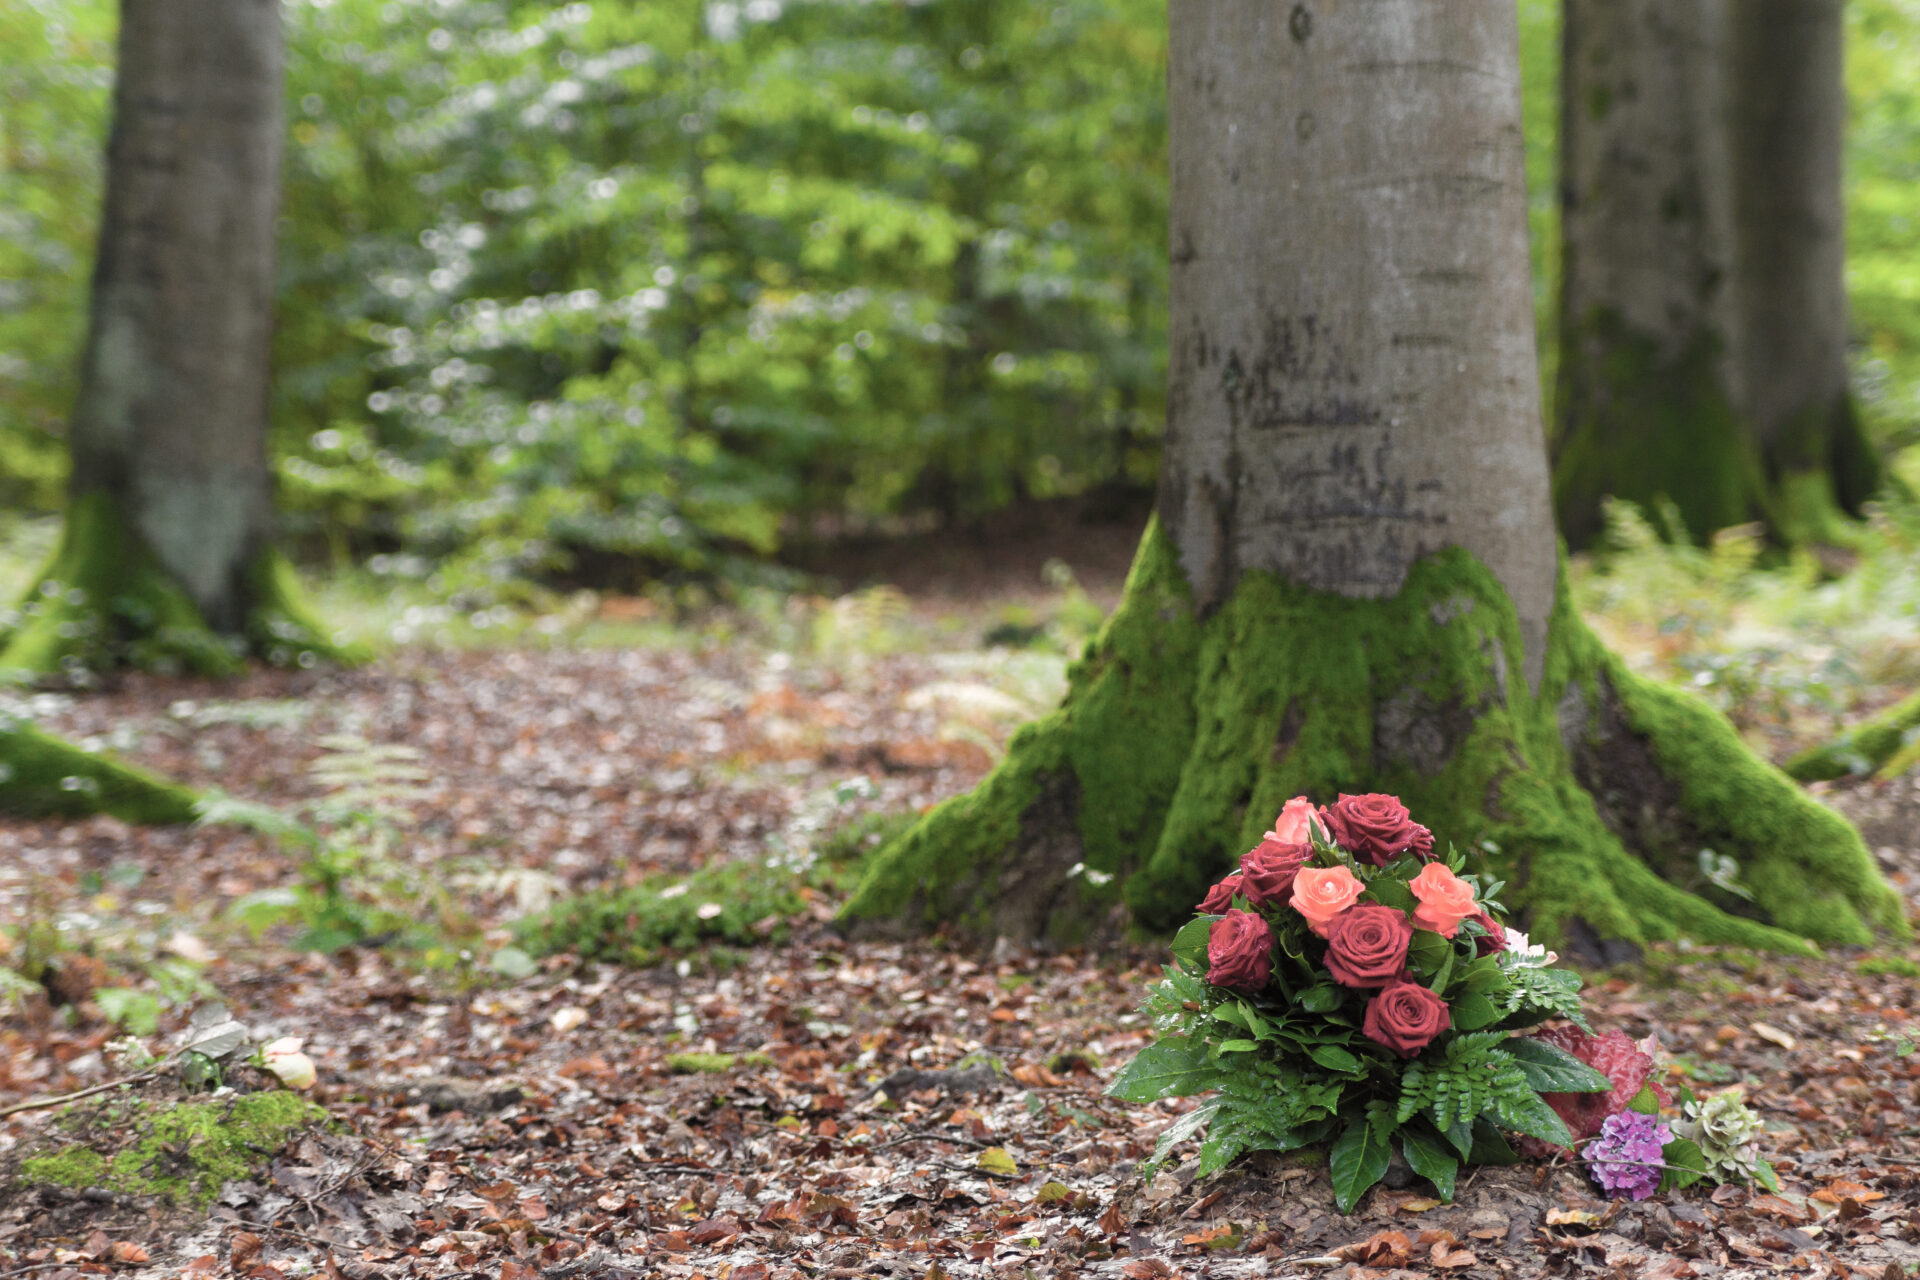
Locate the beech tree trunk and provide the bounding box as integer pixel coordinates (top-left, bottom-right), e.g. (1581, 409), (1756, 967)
(1551, 0), (1760, 548)
(1725, 0), (1880, 541)
(0, 0), (349, 680)
(840, 0), (1902, 959)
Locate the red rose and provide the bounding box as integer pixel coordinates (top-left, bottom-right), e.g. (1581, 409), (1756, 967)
(1206, 909), (1272, 993)
(1197, 873), (1244, 915)
(1361, 980), (1451, 1056)
(1238, 837), (1311, 907)
(1467, 909), (1506, 957)
(1323, 904), (1413, 989)
(1321, 793), (1431, 867)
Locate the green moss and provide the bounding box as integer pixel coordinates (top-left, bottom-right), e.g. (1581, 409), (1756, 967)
(0, 492), (361, 679)
(1857, 955), (1920, 979)
(0, 720), (197, 823)
(1785, 688), (1920, 782)
(666, 1051), (771, 1073)
(840, 520), (1903, 953)
(1553, 311), (1764, 551)
(20, 1092), (327, 1207)
(517, 856), (809, 965)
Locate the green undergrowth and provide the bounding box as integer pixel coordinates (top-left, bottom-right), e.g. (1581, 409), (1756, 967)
(0, 718), (197, 823)
(1786, 687), (1920, 781)
(19, 1091), (328, 1208)
(839, 518), (1903, 954)
(667, 1051), (773, 1074)
(518, 810), (915, 966)
(0, 492), (363, 680)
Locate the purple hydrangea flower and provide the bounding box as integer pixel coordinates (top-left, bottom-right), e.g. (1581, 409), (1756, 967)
(1584, 1110), (1673, 1201)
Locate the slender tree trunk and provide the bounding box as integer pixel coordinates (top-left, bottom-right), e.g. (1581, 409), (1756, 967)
(840, 0), (1901, 959)
(0, 0), (348, 679)
(1552, 0), (1761, 548)
(1726, 0), (1880, 541)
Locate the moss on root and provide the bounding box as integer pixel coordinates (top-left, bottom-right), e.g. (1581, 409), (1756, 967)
(1786, 688), (1920, 783)
(1553, 313), (1764, 551)
(0, 492), (362, 680)
(20, 1092), (326, 1208)
(840, 519), (1905, 954)
(0, 720), (197, 823)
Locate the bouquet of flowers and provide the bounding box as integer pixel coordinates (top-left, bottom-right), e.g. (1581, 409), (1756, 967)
(1107, 794), (1775, 1210)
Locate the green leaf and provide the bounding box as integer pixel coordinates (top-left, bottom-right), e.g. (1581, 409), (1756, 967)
(490, 946), (539, 979)
(95, 988), (161, 1036)
(1146, 1099), (1222, 1170)
(1299, 985), (1343, 1013)
(1408, 930), (1451, 975)
(1365, 879), (1415, 912)
(1753, 1159), (1780, 1194)
(1106, 1039), (1224, 1101)
(1467, 1116), (1521, 1165)
(1328, 1115), (1393, 1213)
(1306, 1043), (1362, 1074)
(1491, 1087), (1573, 1148)
(1450, 993), (1499, 1032)
(1427, 947), (1455, 995)
(1398, 1125), (1460, 1201)
(1216, 1038), (1259, 1053)
(1212, 1003), (1253, 1032)
(1656, 1137), (1708, 1194)
(1627, 1084), (1660, 1114)
(1442, 1118), (1475, 1160)
(1171, 916), (1213, 969)
(1196, 1124), (1247, 1177)
(1503, 1037), (1614, 1093)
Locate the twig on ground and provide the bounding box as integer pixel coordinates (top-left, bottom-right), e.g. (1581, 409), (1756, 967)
(0, 1068), (166, 1120)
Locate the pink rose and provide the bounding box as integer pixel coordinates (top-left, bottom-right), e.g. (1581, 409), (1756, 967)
(1238, 838), (1311, 907)
(1290, 864), (1365, 937)
(1409, 863), (1477, 938)
(1197, 873), (1244, 915)
(1206, 909), (1272, 992)
(1267, 796), (1319, 845)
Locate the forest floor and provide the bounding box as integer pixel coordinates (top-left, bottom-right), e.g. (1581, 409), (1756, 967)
(4, 509), (1920, 1280)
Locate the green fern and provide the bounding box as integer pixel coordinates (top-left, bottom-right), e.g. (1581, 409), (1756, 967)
(1396, 1033), (1531, 1132)
(1494, 964), (1590, 1029)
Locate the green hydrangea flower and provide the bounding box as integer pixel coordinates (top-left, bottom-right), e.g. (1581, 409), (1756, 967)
(1674, 1089), (1764, 1181)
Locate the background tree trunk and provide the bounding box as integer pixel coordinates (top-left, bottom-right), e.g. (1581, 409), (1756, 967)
(1552, 0), (1761, 549)
(0, 0), (349, 678)
(840, 0), (1902, 958)
(1726, 0), (1881, 542)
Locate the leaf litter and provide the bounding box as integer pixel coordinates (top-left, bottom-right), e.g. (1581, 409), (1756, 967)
(4, 569), (1920, 1279)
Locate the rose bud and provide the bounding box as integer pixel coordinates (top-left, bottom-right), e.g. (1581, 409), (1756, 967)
(1361, 980), (1452, 1056)
(1266, 795), (1319, 845)
(1466, 908), (1506, 956)
(1290, 864), (1365, 937)
(1206, 909), (1273, 993)
(1323, 904), (1414, 989)
(262, 1036), (317, 1090)
(1197, 873), (1244, 915)
(1408, 863), (1478, 938)
(1321, 793), (1426, 867)
(1238, 837), (1311, 907)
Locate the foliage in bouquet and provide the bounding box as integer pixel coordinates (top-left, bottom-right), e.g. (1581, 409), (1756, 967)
(1107, 794), (1617, 1211)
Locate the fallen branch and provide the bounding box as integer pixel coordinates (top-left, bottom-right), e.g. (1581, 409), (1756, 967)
(0, 1067), (166, 1120)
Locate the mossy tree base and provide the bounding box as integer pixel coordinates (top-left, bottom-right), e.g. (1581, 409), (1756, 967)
(0, 720), (197, 823)
(839, 520), (1905, 955)
(1787, 689), (1920, 783)
(0, 492), (363, 681)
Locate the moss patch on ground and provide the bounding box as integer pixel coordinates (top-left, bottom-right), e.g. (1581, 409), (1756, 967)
(1786, 688), (1920, 782)
(0, 719), (197, 823)
(0, 491), (363, 680)
(18, 1090), (327, 1208)
(838, 519), (1904, 954)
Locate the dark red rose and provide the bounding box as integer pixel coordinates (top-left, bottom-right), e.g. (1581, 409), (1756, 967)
(1467, 909), (1506, 957)
(1206, 909), (1272, 993)
(1197, 873), (1244, 915)
(1323, 904), (1413, 989)
(1238, 837), (1311, 907)
(1321, 793), (1428, 867)
(1523, 1027), (1671, 1146)
(1361, 980), (1451, 1057)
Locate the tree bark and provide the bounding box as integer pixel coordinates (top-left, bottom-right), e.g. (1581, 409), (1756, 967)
(0, 0), (348, 678)
(1552, 0), (1762, 549)
(839, 0), (1902, 957)
(1726, 0), (1880, 542)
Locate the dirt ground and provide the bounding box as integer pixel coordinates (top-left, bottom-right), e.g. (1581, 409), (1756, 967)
(4, 517), (1920, 1280)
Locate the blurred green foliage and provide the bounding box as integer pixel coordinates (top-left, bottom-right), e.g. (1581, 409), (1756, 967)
(1, 0), (1915, 596)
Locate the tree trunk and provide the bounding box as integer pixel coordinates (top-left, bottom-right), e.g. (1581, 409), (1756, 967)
(0, 720), (196, 824)
(1726, 0), (1880, 543)
(0, 0), (347, 680)
(839, 0), (1902, 958)
(1551, 0), (1762, 549)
